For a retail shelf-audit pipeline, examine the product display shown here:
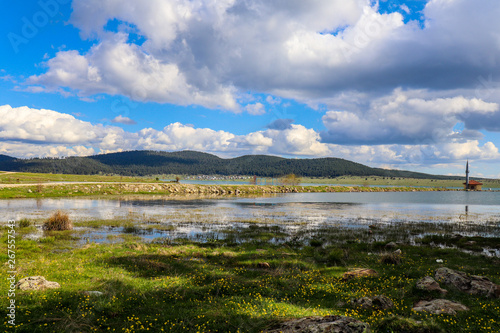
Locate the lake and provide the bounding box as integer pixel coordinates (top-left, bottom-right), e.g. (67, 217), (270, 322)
(2, 191), (500, 221)
(2, 191), (499, 240)
(2, 191), (499, 256)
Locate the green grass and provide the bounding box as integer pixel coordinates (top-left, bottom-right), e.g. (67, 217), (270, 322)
(0, 184), (169, 199)
(2, 171), (498, 189)
(0, 183), (456, 199)
(0, 171), (160, 184)
(301, 176), (500, 189)
(1, 170), (497, 200)
(1, 222), (499, 332)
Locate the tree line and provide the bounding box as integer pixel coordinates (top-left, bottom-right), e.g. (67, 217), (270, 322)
(0, 150), (461, 180)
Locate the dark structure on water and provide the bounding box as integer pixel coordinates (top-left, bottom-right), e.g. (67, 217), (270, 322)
(463, 160), (483, 191)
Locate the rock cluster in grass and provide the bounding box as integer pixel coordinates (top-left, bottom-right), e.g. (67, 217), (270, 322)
(416, 267), (500, 298)
(16, 276), (60, 291)
(37, 182), (456, 198)
(107, 183), (305, 195)
(435, 267), (500, 298)
(412, 267), (500, 316)
(265, 315), (371, 333)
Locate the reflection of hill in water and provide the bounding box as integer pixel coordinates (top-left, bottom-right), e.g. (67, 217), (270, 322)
(235, 202), (362, 208)
(118, 199), (214, 208)
(6, 192), (500, 257)
(2, 192), (500, 223)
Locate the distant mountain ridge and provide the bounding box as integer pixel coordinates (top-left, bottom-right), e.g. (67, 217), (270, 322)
(0, 150), (460, 179)
(0, 154), (16, 163)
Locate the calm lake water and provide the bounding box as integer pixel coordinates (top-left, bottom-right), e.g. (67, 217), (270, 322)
(2, 191), (499, 223)
(2, 191), (499, 255)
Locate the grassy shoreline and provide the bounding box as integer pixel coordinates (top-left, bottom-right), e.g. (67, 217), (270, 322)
(301, 175), (500, 188)
(0, 182), (460, 199)
(1, 172), (498, 332)
(1, 171), (498, 199)
(0, 172), (160, 185)
(1, 219), (499, 332)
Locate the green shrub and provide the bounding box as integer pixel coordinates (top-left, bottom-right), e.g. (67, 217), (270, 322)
(326, 248), (344, 265)
(309, 239), (323, 248)
(43, 211), (73, 231)
(18, 218), (31, 228)
(380, 252), (402, 265)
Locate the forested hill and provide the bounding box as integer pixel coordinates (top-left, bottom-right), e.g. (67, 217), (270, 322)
(0, 150), (457, 179)
(0, 154), (16, 163)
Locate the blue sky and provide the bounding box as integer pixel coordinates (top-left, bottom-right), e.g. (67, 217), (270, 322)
(1, 0), (500, 178)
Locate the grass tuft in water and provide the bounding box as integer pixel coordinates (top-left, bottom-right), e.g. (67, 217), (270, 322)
(18, 218), (31, 228)
(43, 211), (73, 231)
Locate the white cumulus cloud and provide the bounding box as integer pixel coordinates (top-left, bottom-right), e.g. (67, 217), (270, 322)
(21, 0), (500, 114)
(244, 103), (266, 115)
(321, 89), (499, 145)
(1, 105), (499, 176)
(111, 115), (137, 125)
(0, 104), (102, 144)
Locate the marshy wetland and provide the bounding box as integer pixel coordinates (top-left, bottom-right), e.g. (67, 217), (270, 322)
(1, 190), (500, 332)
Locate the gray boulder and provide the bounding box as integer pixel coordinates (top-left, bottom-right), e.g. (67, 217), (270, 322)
(351, 295), (394, 310)
(416, 276), (448, 295)
(413, 299), (469, 315)
(265, 315), (371, 333)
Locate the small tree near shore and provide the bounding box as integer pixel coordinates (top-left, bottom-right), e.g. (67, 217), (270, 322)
(280, 173), (301, 186)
